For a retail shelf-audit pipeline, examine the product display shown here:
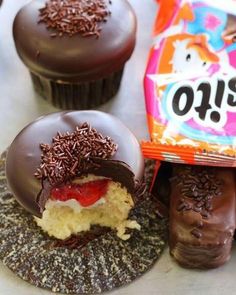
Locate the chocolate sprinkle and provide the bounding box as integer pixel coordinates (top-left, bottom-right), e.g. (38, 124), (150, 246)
(34, 123), (118, 186)
(52, 226), (111, 250)
(175, 166), (222, 218)
(190, 228), (202, 239)
(0, 152), (168, 294)
(38, 0), (111, 38)
(174, 166), (223, 238)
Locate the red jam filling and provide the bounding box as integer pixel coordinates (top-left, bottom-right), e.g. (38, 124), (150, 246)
(51, 179), (110, 207)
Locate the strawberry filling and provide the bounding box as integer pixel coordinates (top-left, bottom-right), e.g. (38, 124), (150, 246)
(51, 179), (110, 207)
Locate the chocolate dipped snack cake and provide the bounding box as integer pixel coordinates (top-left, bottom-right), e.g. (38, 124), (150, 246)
(2, 111), (168, 293)
(6, 111), (144, 240)
(169, 165), (236, 269)
(13, 0), (137, 109)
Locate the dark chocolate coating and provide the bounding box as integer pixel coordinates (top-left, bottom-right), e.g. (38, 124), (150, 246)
(169, 165), (236, 269)
(13, 0), (137, 82)
(6, 111), (144, 217)
(152, 162), (172, 206)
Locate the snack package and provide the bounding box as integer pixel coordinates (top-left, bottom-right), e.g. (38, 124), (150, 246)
(142, 0), (236, 166)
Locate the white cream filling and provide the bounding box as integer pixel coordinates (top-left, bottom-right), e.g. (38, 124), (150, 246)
(46, 197), (106, 213)
(49, 174), (108, 212)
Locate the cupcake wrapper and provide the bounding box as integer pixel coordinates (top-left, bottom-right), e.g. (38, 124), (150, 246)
(30, 67), (124, 110)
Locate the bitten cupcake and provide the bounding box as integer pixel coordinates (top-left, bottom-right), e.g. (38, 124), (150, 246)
(6, 111), (144, 240)
(13, 0), (137, 109)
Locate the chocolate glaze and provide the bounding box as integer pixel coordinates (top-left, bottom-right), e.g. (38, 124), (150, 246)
(13, 0), (137, 82)
(169, 165), (236, 269)
(6, 111), (144, 217)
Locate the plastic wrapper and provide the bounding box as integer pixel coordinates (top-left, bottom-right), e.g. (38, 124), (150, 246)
(142, 0), (236, 166)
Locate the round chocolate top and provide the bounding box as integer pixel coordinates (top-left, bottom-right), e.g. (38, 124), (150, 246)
(13, 0), (137, 82)
(6, 111), (144, 217)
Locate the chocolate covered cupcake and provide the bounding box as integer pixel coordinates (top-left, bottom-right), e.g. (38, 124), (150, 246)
(0, 149), (167, 294)
(13, 0), (137, 109)
(6, 111), (145, 240)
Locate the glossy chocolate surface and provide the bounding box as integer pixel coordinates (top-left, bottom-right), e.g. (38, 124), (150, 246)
(13, 0), (137, 82)
(6, 111), (144, 217)
(169, 165), (236, 269)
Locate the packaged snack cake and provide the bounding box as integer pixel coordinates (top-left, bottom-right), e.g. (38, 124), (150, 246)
(153, 162), (236, 269)
(142, 0), (236, 166)
(169, 165), (236, 269)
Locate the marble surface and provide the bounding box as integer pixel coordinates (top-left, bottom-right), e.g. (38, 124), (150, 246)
(0, 1), (236, 295)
